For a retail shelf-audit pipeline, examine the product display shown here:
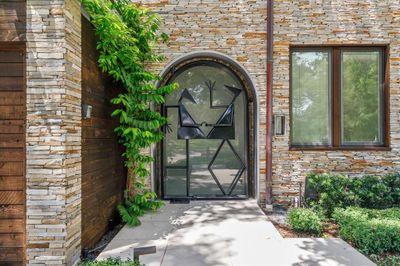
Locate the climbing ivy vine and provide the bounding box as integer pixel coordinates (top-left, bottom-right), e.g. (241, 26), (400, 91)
(81, 0), (176, 225)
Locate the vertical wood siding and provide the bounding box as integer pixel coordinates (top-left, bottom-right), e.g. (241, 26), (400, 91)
(0, 44), (26, 265)
(81, 17), (126, 250)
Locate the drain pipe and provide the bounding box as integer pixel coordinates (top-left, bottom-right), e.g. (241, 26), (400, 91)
(265, 0), (274, 211)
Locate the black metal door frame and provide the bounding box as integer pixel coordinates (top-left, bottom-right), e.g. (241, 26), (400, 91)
(159, 59), (251, 200)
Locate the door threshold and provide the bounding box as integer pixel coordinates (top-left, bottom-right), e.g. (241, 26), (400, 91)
(165, 196), (249, 202)
(169, 198), (190, 204)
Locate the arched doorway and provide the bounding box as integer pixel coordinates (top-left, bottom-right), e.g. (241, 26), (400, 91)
(157, 52), (258, 200)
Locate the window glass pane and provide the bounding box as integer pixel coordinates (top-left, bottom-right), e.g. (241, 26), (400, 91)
(341, 50), (382, 145)
(291, 51), (331, 145)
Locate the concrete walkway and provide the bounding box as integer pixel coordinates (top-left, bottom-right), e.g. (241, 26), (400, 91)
(97, 200), (374, 266)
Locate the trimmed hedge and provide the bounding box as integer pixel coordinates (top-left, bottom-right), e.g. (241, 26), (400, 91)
(333, 207), (400, 255)
(306, 173), (400, 216)
(287, 208), (323, 235)
(369, 254), (400, 266)
(80, 258), (141, 266)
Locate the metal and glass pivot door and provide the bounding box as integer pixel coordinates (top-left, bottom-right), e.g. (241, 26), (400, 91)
(162, 61), (248, 199)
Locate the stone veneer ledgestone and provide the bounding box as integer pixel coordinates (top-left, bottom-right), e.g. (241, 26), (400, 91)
(22, 0), (400, 262)
(141, 0), (400, 206)
(140, 0), (269, 201)
(272, 0), (400, 205)
(26, 0), (82, 264)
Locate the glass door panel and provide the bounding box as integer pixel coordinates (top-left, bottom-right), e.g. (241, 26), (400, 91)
(163, 61), (248, 198)
(189, 139), (224, 196)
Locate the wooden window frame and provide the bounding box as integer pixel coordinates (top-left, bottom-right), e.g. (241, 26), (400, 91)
(289, 45), (390, 151)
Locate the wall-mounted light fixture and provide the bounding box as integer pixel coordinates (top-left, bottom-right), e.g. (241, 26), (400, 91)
(274, 115), (285, 136)
(82, 104), (92, 119)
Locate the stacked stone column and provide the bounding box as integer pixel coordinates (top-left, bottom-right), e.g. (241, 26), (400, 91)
(26, 0), (82, 264)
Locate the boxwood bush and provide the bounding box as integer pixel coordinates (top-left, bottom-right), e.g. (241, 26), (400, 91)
(306, 173), (400, 216)
(80, 258), (141, 266)
(332, 207), (400, 255)
(369, 254), (400, 266)
(287, 208), (323, 235)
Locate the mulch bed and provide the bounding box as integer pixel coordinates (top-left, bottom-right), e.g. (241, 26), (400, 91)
(272, 220), (339, 238)
(265, 207), (340, 239)
(272, 222), (310, 238)
(82, 223), (125, 261)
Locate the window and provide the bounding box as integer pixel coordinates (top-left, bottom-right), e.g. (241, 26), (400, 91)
(290, 47), (387, 148)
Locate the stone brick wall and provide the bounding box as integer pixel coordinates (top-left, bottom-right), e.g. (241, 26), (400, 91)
(272, 0), (400, 205)
(19, 0), (400, 263)
(26, 0), (82, 264)
(141, 0), (268, 199)
(143, 0), (400, 206)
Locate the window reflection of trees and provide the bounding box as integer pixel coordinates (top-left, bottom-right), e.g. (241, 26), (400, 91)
(291, 50), (382, 146)
(292, 51), (330, 145)
(342, 52), (381, 144)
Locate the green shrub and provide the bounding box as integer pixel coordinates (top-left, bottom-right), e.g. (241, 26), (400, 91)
(333, 207), (400, 255)
(82, 0), (175, 224)
(357, 175), (394, 209)
(79, 257), (142, 266)
(118, 190), (164, 226)
(369, 254), (400, 266)
(287, 208), (323, 235)
(381, 173), (400, 207)
(362, 208), (400, 220)
(306, 173), (359, 216)
(306, 172), (400, 216)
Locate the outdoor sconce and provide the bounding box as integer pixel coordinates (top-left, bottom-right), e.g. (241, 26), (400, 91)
(274, 115), (285, 136)
(82, 104), (92, 119)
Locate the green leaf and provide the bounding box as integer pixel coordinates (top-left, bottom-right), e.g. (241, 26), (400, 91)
(81, 0), (176, 223)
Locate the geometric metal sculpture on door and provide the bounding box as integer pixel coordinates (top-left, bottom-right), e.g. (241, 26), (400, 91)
(164, 79), (246, 196)
(162, 59), (250, 200)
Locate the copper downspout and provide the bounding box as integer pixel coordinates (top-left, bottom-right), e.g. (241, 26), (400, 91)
(265, 0), (274, 206)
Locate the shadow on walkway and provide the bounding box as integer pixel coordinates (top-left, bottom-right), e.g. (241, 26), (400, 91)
(97, 200), (373, 266)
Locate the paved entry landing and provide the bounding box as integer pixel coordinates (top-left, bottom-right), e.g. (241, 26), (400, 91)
(97, 200), (373, 266)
